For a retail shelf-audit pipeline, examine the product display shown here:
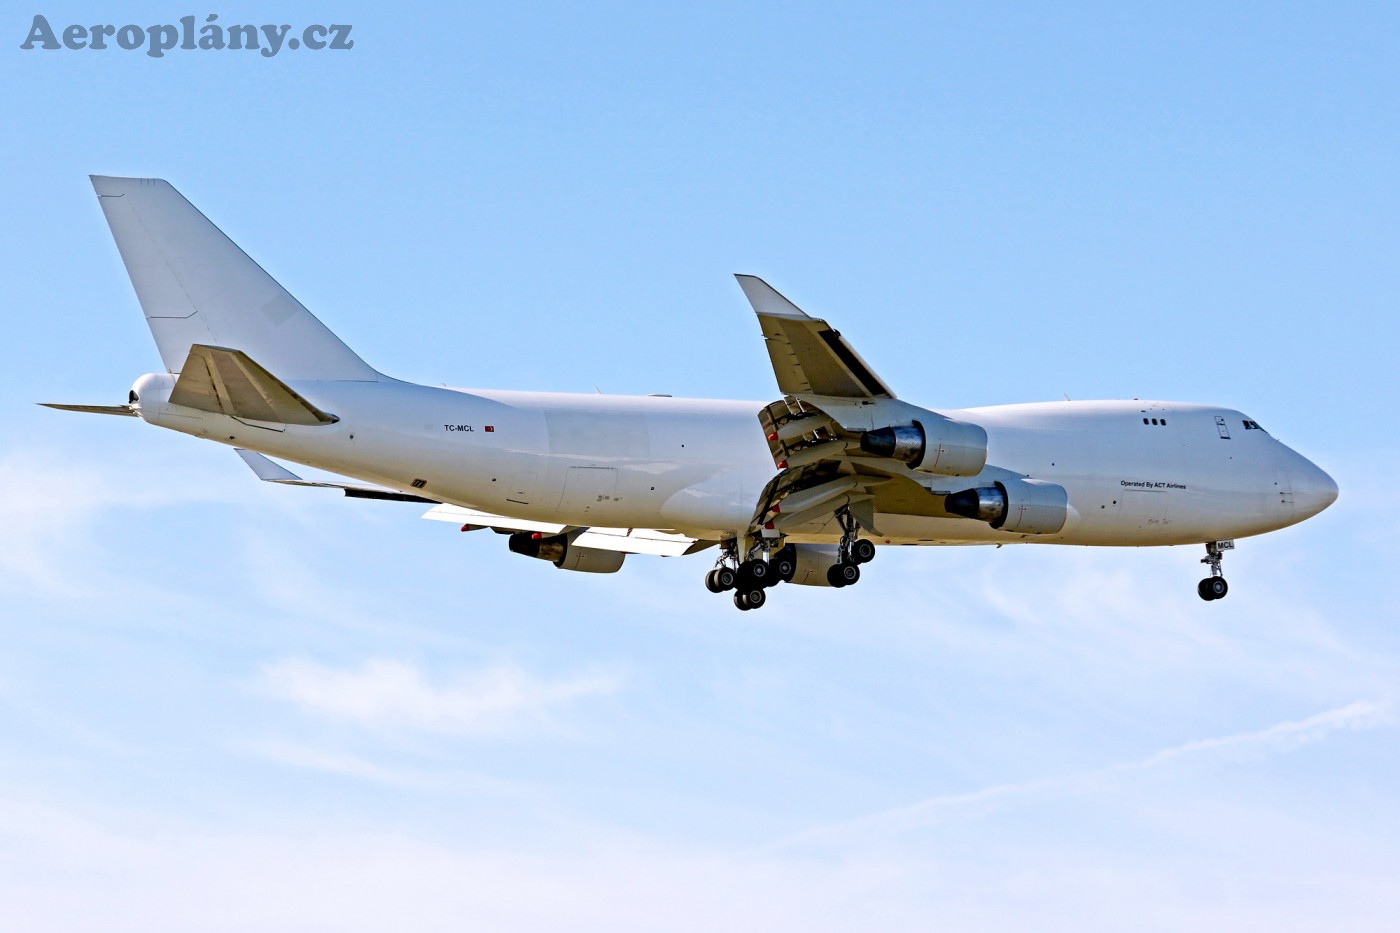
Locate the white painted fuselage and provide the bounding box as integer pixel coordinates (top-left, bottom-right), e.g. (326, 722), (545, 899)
(70, 174), (1336, 587)
(129, 373), (1337, 548)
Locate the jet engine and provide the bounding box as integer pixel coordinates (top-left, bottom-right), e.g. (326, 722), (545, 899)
(775, 543), (843, 587)
(507, 532), (625, 573)
(859, 418), (987, 477)
(943, 478), (1069, 535)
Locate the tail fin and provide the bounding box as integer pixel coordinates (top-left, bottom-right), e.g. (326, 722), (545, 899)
(90, 176), (379, 382)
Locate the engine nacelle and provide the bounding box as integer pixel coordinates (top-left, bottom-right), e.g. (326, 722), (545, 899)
(779, 543), (842, 587)
(507, 532), (625, 573)
(943, 478), (1068, 535)
(859, 418), (987, 477)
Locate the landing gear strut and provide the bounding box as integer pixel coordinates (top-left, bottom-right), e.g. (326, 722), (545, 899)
(1198, 540), (1232, 601)
(827, 507), (871, 588)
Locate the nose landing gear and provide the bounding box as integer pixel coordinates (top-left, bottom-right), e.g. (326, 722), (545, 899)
(1198, 540), (1233, 601)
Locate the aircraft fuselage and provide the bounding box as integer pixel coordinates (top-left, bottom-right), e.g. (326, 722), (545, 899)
(129, 373), (1336, 548)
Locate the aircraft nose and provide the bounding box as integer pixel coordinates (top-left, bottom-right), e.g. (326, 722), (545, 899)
(1292, 455), (1339, 518)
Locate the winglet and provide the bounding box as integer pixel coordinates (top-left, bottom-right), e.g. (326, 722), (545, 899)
(734, 275), (811, 320)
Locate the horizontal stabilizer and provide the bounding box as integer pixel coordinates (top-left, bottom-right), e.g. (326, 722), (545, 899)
(172, 345), (337, 425)
(38, 403), (137, 416)
(234, 449), (436, 503)
(735, 275), (894, 399)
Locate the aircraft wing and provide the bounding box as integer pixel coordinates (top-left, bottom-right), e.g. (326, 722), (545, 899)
(735, 274), (895, 400)
(235, 449), (437, 503)
(237, 450), (708, 558)
(746, 401), (957, 540)
(422, 505), (707, 557)
(735, 276), (969, 540)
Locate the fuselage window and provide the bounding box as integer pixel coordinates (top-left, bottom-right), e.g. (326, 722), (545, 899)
(1143, 418), (1149, 424)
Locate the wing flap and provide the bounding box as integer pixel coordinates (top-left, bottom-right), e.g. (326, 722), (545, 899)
(422, 504), (702, 556)
(422, 504), (568, 535)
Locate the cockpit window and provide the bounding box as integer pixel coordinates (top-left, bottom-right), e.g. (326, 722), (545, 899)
(1242, 420), (1267, 432)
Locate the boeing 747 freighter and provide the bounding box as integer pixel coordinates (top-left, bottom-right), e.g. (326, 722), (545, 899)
(45, 177), (1338, 610)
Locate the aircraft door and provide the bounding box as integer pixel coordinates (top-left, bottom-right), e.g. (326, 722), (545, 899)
(558, 466), (619, 518)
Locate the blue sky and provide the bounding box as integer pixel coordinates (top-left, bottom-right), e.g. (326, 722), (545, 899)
(3, 3), (1398, 930)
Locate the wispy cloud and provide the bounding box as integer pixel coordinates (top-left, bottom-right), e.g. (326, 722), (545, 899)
(256, 658), (622, 736)
(0, 446), (246, 592)
(243, 738), (443, 789)
(770, 698), (1392, 851)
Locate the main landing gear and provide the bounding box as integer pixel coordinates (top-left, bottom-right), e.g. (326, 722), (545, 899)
(1197, 540), (1233, 601)
(706, 508), (876, 610)
(826, 507), (874, 588)
(704, 544), (774, 610)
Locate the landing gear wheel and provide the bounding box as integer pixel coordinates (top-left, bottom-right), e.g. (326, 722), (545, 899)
(852, 539), (876, 565)
(714, 566), (736, 591)
(705, 570), (722, 593)
(740, 558), (772, 587)
(769, 546), (796, 583)
(735, 587), (766, 610)
(1198, 577), (1228, 601)
(827, 562), (860, 588)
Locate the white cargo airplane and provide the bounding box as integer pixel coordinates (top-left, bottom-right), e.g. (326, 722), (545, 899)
(46, 176), (1338, 610)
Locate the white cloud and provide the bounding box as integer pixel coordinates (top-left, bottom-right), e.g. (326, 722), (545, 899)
(0, 786), (1396, 933)
(243, 738), (444, 789)
(256, 658), (622, 735)
(774, 698), (1393, 850)
(0, 445), (247, 593)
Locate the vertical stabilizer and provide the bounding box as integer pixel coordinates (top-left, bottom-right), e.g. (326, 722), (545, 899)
(90, 176), (380, 382)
